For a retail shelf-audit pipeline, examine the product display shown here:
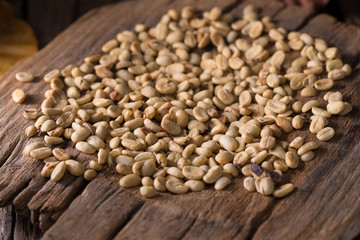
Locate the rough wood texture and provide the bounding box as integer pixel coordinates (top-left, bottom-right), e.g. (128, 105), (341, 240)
(0, 0), (360, 239)
(0, 204), (42, 240)
(0, 205), (14, 239)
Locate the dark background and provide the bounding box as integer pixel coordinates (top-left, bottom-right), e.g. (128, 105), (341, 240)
(5, 0), (360, 48)
(6, 0), (122, 47)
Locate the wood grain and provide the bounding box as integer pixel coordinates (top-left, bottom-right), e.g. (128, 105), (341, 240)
(0, 205), (13, 240)
(0, 204), (42, 240)
(0, 0), (359, 239)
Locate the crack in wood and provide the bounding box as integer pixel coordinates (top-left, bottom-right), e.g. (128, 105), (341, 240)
(178, 215), (198, 240)
(247, 200), (277, 239)
(0, 142), (17, 166)
(10, 205), (16, 240)
(91, 188), (118, 214)
(0, 175), (32, 207)
(0, 136), (22, 168)
(0, 205), (15, 240)
(109, 202), (145, 240)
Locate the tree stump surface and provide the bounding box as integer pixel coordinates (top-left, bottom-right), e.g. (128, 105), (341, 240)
(0, 0), (359, 239)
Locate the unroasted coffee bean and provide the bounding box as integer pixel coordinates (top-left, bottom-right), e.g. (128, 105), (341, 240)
(317, 127), (335, 141)
(20, 5), (353, 200)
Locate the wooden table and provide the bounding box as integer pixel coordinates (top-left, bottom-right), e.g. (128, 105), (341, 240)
(0, 0), (360, 239)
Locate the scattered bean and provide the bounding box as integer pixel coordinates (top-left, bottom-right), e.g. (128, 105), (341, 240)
(20, 5), (353, 199)
(273, 183), (295, 198)
(23, 108), (39, 120)
(15, 72), (34, 82)
(298, 142), (319, 156)
(30, 147), (53, 159)
(12, 89), (26, 103)
(316, 127), (335, 142)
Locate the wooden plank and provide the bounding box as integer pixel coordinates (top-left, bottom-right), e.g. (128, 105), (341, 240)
(0, 204), (42, 240)
(13, 176), (47, 217)
(0, 205), (14, 240)
(0, 0), (360, 239)
(0, 143), (41, 207)
(0, 0), (239, 238)
(24, 144), (83, 230)
(27, 174), (84, 231)
(14, 214), (42, 240)
(42, 177), (144, 240)
(114, 189), (276, 240)
(0, 0), (164, 212)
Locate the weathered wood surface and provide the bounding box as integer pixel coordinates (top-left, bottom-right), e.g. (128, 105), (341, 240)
(0, 0), (360, 239)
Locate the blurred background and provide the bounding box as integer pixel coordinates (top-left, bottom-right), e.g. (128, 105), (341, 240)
(0, 0), (359, 76)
